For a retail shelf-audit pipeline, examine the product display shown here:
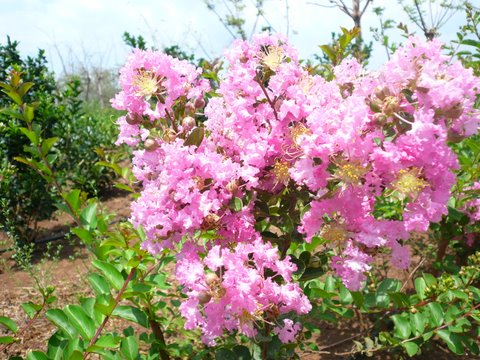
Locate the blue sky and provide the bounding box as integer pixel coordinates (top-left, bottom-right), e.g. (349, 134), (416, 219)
(0, 0), (468, 75)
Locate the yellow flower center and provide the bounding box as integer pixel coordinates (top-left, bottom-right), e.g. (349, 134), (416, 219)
(259, 46), (285, 71)
(336, 161), (367, 185)
(392, 168), (427, 199)
(321, 222), (349, 245)
(133, 70), (164, 99)
(272, 159), (290, 185)
(290, 124), (311, 148)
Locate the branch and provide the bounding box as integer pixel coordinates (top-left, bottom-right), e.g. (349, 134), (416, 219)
(83, 268), (136, 359)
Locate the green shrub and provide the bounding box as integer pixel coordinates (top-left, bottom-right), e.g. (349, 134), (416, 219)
(0, 37), (118, 243)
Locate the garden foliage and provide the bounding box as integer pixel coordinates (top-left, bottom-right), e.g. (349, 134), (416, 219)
(0, 37), (118, 242)
(0, 7), (479, 359)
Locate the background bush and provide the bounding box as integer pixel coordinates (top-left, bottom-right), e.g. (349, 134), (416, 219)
(0, 37), (119, 243)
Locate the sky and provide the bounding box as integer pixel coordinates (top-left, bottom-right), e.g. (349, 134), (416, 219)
(0, 0), (470, 76)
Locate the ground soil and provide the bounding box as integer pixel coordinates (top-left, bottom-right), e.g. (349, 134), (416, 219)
(0, 193), (477, 359)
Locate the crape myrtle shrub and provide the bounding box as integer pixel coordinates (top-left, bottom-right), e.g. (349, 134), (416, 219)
(112, 32), (479, 345)
(0, 37), (117, 242)
(0, 29), (479, 360)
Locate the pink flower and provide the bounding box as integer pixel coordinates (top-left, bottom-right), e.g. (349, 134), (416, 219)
(273, 319), (302, 343)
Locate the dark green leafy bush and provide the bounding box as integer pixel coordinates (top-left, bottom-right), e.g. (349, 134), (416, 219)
(0, 37), (118, 242)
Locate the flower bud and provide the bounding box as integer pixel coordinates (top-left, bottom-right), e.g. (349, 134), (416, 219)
(162, 129), (176, 143)
(194, 97), (206, 109)
(197, 291), (212, 304)
(126, 113), (142, 125)
(185, 102), (196, 114)
(144, 138), (158, 151)
(226, 180), (239, 193)
(182, 116), (196, 130)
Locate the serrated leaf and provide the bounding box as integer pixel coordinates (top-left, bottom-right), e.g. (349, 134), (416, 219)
(92, 260), (124, 291)
(112, 306), (149, 328)
(46, 309), (77, 339)
(0, 316), (18, 333)
(64, 305), (96, 340)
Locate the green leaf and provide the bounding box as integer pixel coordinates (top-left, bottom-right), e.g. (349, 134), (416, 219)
(23, 105), (35, 122)
(410, 312), (426, 335)
(414, 278), (426, 300)
(437, 329), (464, 355)
(184, 127), (204, 147)
(114, 183), (135, 193)
(17, 81), (34, 97)
(68, 350), (84, 360)
(402, 341), (419, 357)
(112, 306), (149, 328)
(46, 309), (78, 339)
(64, 305), (96, 340)
(426, 302), (444, 327)
(66, 189), (81, 213)
(377, 278), (401, 294)
(71, 227), (93, 245)
(0, 336), (16, 344)
(88, 273), (111, 295)
(215, 348), (237, 360)
(92, 260), (124, 291)
(233, 197), (243, 212)
(0, 316), (18, 333)
(392, 314), (411, 339)
(26, 351), (49, 360)
(422, 273), (437, 287)
(3, 90), (22, 105)
(47, 332), (68, 360)
(80, 202), (98, 230)
(41, 137), (58, 156)
(0, 108), (23, 120)
(319, 45), (336, 63)
(120, 336), (139, 360)
(22, 302), (41, 319)
(299, 266), (324, 281)
(19, 127), (39, 145)
(232, 345), (251, 360)
(95, 334), (121, 348)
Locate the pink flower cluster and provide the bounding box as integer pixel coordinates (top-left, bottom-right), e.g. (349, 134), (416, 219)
(113, 33), (479, 343)
(176, 239), (311, 345)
